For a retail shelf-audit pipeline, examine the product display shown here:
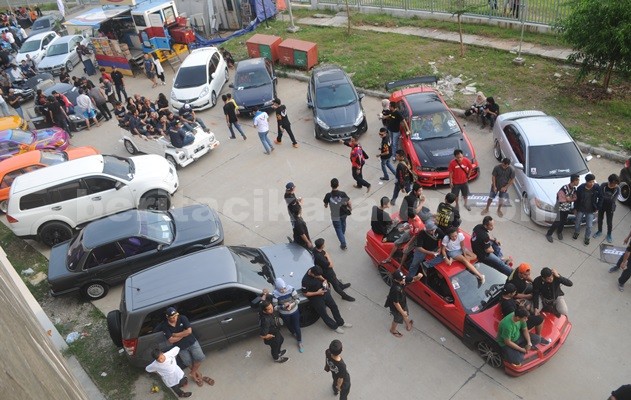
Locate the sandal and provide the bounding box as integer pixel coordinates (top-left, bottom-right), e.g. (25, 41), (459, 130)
(406, 320), (414, 331)
(391, 331), (403, 338)
(193, 377), (203, 387)
(202, 376), (215, 386)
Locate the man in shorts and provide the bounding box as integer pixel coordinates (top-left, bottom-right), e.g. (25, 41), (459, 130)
(387, 270), (414, 337)
(75, 89), (100, 130)
(448, 149), (474, 211)
(481, 157), (515, 217)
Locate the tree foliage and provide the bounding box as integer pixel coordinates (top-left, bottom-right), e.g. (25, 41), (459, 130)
(558, 0), (631, 89)
(449, 0), (487, 57)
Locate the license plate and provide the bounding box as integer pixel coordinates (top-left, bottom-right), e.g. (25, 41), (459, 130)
(444, 178), (450, 184)
(194, 145), (205, 153)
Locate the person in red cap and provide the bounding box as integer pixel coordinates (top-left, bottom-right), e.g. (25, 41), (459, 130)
(506, 263), (534, 310)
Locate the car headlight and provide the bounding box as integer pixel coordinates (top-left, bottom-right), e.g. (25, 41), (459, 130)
(354, 112), (365, 126)
(170, 90), (177, 101)
(238, 105), (245, 110)
(534, 197), (555, 212)
(199, 86), (209, 98)
(263, 99), (273, 106)
(315, 116), (329, 130)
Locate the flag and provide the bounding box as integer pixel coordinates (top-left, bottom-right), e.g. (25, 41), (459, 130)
(57, 0), (65, 17)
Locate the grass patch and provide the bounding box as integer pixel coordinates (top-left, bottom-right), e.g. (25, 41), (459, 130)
(224, 18), (630, 151)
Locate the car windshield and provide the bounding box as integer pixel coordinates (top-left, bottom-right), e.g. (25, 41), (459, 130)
(451, 264), (507, 314)
(46, 43), (68, 56)
(409, 111), (461, 140)
(102, 155), (134, 180)
(173, 66), (207, 88)
(315, 83), (356, 109)
(39, 151), (67, 165)
(230, 246), (275, 287)
(528, 143), (589, 178)
(66, 231), (85, 271)
(19, 40), (41, 53)
(32, 20), (51, 29)
(141, 211), (175, 244)
(234, 69), (271, 89)
(9, 129), (33, 144)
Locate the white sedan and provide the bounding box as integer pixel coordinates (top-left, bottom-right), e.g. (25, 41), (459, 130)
(121, 125), (219, 168)
(15, 31), (59, 66)
(37, 35), (90, 75)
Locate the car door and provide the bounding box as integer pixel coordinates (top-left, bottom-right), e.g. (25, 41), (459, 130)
(69, 36), (81, 65)
(503, 125), (527, 193)
(177, 294), (229, 349)
(208, 286), (259, 341)
(207, 53), (218, 89)
(45, 179), (83, 226)
(265, 59), (276, 97)
(212, 52), (226, 88)
(76, 176), (133, 224)
(81, 241), (126, 286)
(117, 236), (173, 275)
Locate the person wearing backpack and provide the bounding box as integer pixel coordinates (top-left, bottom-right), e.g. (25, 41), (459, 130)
(340, 136), (371, 193)
(435, 193), (461, 232)
(594, 174), (620, 243)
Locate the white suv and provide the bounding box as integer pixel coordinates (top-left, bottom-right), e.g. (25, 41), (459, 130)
(6, 154), (179, 246)
(170, 47), (228, 111)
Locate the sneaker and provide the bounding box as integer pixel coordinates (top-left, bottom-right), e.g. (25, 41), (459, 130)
(342, 294), (356, 302)
(274, 357), (290, 363)
(545, 235), (553, 243)
(593, 231), (602, 238)
(230, 136), (236, 139)
(298, 342), (304, 353)
(619, 284), (625, 292)
(342, 322), (353, 328)
(557, 232), (563, 240)
(606, 234), (613, 243)
(464, 205), (472, 211)
(179, 392), (192, 398)
(379, 177), (389, 181)
(609, 266), (620, 273)
(279, 349), (287, 357)
(340, 244), (347, 250)
(292, 143), (299, 148)
(274, 139), (281, 144)
(584, 238), (590, 246)
(572, 232), (579, 240)
(540, 338), (551, 345)
(341, 282), (351, 289)
(332, 383), (339, 395)
(334, 327), (345, 334)
(390, 201), (396, 206)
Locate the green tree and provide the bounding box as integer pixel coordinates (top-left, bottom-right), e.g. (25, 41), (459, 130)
(449, 0), (486, 57)
(558, 0), (631, 90)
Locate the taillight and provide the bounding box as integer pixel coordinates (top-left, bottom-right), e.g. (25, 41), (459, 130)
(122, 338), (138, 356)
(6, 214), (18, 224)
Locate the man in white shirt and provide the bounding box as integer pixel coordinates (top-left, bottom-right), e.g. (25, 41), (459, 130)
(253, 106), (274, 155)
(145, 347), (192, 398)
(8, 64), (25, 83)
(5, 31), (17, 52)
(0, 88), (10, 117)
(75, 89), (100, 130)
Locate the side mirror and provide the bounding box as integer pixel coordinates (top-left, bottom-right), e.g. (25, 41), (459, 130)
(306, 100), (313, 109)
(210, 73), (215, 79)
(359, 93), (365, 100)
(157, 244), (164, 251)
(514, 162), (524, 171)
(250, 295), (263, 309)
(114, 181), (124, 190)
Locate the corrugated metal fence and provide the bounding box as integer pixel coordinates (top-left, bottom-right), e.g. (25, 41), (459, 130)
(296, 0), (570, 26)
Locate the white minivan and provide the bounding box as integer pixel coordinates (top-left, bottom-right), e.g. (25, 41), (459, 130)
(6, 154), (179, 247)
(170, 47), (228, 111)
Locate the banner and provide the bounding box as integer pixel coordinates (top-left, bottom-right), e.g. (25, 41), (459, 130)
(599, 244), (626, 264)
(466, 193), (513, 208)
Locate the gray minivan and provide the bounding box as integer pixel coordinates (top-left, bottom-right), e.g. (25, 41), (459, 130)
(107, 243), (318, 368)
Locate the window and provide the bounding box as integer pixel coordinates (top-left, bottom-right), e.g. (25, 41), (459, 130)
(504, 125), (524, 164)
(83, 176), (117, 194)
(48, 180), (85, 203)
(84, 242), (125, 269)
(1, 169), (24, 189)
(208, 53), (219, 77)
(208, 287), (255, 315)
(20, 188), (49, 210)
(133, 15), (146, 28)
(42, 34), (54, 46)
(117, 236), (159, 257)
(139, 293), (216, 337)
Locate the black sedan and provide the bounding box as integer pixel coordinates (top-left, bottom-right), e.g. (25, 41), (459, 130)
(229, 57), (277, 115)
(47, 205), (224, 300)
(307, 65), (367, 141)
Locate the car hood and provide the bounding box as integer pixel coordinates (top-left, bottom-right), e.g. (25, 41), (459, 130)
(128, 154), (174, 181)
(34, 126), (67, 141)
(16, 50), (42, 64)
(316, 101), (361, 128)
(38, 54), (68, 68)
(170, 205), (223, 245)
(411, 137), (470, 169)
(232, 84), (274, 107)
(527, 173), (588, 205)
(47, 241), (72, 286)
(260, 243), (313, 291)
(30, 28), (52, 36)
(172, 85), (207, 100)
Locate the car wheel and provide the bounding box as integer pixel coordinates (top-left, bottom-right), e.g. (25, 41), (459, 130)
(81, 281), (109, 300)
(477, 340), (503, 368)
(493, 140), (502, 161)
(0, 199), (7, 214)
(123, 139), (137, 155)
(618, 181), (631, 205)
(521, 192), (531, 217)
(165, 154), (178, 168)
(106, 310), (123, 347)
(39, 221), (73, 247)
(378, 265), (393, 286)
(298, 302), (320, 327)
(65, 60), (73, 72)
(139, 190), (171, 211)
(210, 91), (217, 107)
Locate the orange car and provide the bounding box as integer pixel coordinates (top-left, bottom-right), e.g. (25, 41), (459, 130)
(0, 146), (99, 212)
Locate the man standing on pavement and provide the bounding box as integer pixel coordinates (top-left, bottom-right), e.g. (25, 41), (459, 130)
(313, 238), (355, 302)
(532, 267), (573, 318)
(158, 307), (211, 387)
(222, 94), (246, 139)
(448, 149), (474, 211)
(284, 182), (302, 227)
(323, 178), (352, 250)
(386, 270), (414, 337)
(608, 228), (631, 292)
(111, 66), (128, 102)
(391, 150), (414, 206)
(545, 174), (579, 243)
(253, 106), (274, 155)
(572, 173), (601, 246)
(340, 136), (371, 193)
(594, 174), (620, 243)
(481, 157), (515, 217)
(259, 300), (290, 363)
(384, 101), (403, 159)
(377, 127), (395, 181)
(324, 340), (351, 399)
(471, 216), (512, 275)
(302, 266), (352, 334)
(435, 193), (461, 232)
(272, 98), (298, 147)
(75, 89), (100, 130)
(496, 307), (548, 366)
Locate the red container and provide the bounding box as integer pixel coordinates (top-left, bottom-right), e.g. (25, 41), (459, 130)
(278, 44), (294, 66)
(170, 27), (196, 44)
(246, 34), (282, 62)
(278, 39), (318, 70)
(246, 41), (260, 58)
(176, 16), (188, 27)
(144, 26), (166, 39)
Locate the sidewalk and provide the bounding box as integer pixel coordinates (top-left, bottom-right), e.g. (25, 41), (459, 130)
(297, 13), (574, 62)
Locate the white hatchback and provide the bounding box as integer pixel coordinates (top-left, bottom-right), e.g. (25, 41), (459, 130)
(15, 31), (59, 66)
(170, 47), (228, 111)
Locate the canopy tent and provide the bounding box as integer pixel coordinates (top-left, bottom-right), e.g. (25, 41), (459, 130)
(63, 6), (132, 28)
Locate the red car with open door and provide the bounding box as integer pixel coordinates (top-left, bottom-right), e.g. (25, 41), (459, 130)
(364, 217), (571, 376)
(386, 76), (479, 187)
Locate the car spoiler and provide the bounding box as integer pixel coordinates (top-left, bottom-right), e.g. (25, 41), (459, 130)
(385, 76), (439, 92)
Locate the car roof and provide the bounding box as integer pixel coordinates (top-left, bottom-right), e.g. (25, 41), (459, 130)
(0, 116), (25, 130)
(402, 91), (448, 115)
(313, 66), (348, 84)
(11, 154), (104, 194)
(510, 115), (573, 146)
(0, 150), (41, 174)
(49, 35), (79, 45)
(127, 246), (238, 311)
(25, 31), (56, 42)
(235, 57), (266, 71)
(182, 47), (218, 67)
(81, 209), (154, 249)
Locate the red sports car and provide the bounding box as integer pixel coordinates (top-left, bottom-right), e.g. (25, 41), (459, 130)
(386, 76), (479, 187)
(364, 220), (572, 376)
(0, 127), (70, 160)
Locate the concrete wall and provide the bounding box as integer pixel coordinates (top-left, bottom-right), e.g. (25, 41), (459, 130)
(0, 247), (89, 400)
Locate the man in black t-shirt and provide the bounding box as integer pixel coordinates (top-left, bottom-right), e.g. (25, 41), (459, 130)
(292, 214), (312, 249)
(272, 98), (298, 147)
(111, 66), (128, 102)
(324, 340), (351, 399)
(609, 227), (631, 292)
(47, 96), (70, 134)
(500, 283), (543, 335)
(387, 270), (413, 337)
(302, 266), (351, 333)
(385, 101), (403, 158)
(371, 196), (394, 237)
(284, 182), (301, 227)
(471, 216), (512, 275)
(222, 94), (246, 139)
(259, 300), (289, 363)
(435, 192), (461, 232)
(377, 127), (395, 180)
(59, 67), (70, 84)
(323, 178), (351, 250)
(313, 238), (354, 302)
(610, 384), (631, 400)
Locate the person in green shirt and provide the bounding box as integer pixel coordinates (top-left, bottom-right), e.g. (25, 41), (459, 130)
(496, 307), (548, 365)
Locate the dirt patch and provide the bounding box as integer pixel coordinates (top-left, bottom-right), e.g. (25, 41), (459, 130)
(558, 81), (631, 102)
